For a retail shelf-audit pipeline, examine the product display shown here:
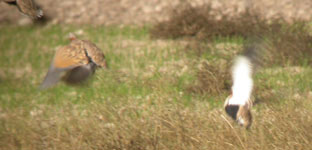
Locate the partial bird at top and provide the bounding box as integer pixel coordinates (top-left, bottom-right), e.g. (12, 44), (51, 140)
(40, 35), (107, 89)
(2, 0), (43, 19)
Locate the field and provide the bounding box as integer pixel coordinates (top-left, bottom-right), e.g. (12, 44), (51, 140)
(0, 23), (312, 150)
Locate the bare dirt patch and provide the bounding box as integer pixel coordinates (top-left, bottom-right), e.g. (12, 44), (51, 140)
(1, 0), (312, 25)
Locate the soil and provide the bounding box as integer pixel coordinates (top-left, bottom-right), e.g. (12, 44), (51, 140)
(0, 0), (311, 25)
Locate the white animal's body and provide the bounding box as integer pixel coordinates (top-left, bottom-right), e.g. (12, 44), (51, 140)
(228, 56), (253, 105)
(224, 41), (262, 128)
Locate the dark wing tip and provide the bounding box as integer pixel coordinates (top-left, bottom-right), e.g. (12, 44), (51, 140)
(5, 1), (17, 5)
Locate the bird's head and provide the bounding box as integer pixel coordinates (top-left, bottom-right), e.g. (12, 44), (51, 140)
(224, 95), (252, 129)
(68, 33), (78, 41)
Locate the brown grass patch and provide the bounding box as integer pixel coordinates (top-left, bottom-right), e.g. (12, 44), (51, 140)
(187, 59), (231, 96)
(267, 23), (312, 65)
(151, 3), (312, 66)
(150, 4), (281, 40)
(1, 96), (312, 150)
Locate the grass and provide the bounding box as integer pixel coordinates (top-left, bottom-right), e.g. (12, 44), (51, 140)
(151, 3), (312, 66)
(0, 24), (311, 150)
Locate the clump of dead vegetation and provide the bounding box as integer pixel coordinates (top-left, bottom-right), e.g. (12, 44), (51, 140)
(150, 4), (281, 40)
(267, 23), (312, 65)
(151, 3), (312, 66)
(187, 60), (231, 96)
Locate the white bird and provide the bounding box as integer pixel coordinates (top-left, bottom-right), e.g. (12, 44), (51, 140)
(224, 56), (253, 128)
(224, 39), (264, 128)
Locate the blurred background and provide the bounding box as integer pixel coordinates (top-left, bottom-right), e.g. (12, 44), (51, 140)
(1, 0), (312, 25)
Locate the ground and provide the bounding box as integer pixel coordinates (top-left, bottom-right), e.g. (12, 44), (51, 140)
(0, 24), (311, 150)
(1, 0), (312, 25)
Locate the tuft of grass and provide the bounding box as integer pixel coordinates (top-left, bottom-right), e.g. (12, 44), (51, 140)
(1, 94), (312, 150)
(150, 3), (312, 66)
(186, 60), (231, 96)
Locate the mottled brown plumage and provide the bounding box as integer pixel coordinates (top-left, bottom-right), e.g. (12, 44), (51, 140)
(79, 40), (107, 68)
(40, 37), (107, 89)
(236, 103), (252, 128)
(2, 0), (43, 19)
(70, 39), (107, 68)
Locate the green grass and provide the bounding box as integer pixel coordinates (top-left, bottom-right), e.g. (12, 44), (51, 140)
(0, 25), (199, 108)
(0, 25), (311, 150)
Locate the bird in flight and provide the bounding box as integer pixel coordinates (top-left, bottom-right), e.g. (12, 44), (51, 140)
(40, 35), (107, 89)
(1, 0), (43, 19)
(224, 39), (264, 128)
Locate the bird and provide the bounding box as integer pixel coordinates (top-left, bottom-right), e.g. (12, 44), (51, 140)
(40, 35), (107, 89)
(224, 38), (264, 128)
(224, 56), (254, 128)
(1, 0), (43, 19)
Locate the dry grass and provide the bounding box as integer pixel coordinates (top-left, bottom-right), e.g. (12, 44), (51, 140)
(150, 4), (280, 40)
(150, 3), (312, 66)
(267, 23), (312, 65)
(1, 94), (312, 150)
(187, 60), (231, 95)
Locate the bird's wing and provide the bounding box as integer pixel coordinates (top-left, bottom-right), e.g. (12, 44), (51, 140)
(228, 37), (267, 105)
(39, 66), (66, 89)
(80, 40), (107, 68)
(228, 56), (253, 105)
(62, 62), (96, 84)
(39, 43), (89, 89)
(53, 44), (89, 69)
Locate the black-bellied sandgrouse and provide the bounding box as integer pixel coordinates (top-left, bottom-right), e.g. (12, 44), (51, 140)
(2, 0), (43, 19)
(40, 36), (107, 89)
